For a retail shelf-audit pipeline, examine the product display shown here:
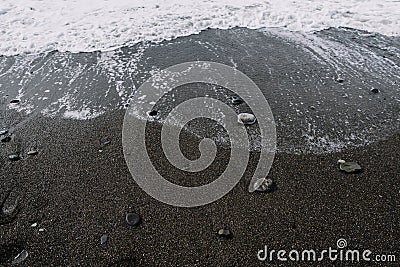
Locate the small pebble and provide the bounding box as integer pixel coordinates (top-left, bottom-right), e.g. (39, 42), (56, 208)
(101, 234), (108, 244)
(217, 229), (232, 238)
(148, 110), (158, 116)
(359, 33), (376, 37)
(8, 154), (21, 161)
(253, 178), (274, 192)
(336, 78), (344, 83)
(231, 96), (243, 105)
(100, 137), (111, 146)
(238, 113), (256, 125)
(27, 150), (38, 156)
(31, 223), (38, 227)
(1, 136), (11, 142)
(370, 88), (379, 94)
(126, 212), (141, 226)
(0, 129), (8, 135)
(2, 192), (18, 215)
(309, 105), (316, 110)
(38, 228), (45, 232)
(339, 162), (362, 173)
(10, 99), (20, 104)
(11, 250), (28, 265)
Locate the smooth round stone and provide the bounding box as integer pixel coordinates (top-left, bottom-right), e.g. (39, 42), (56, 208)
(1, 136), (11, 142)
(11, 249), (28, 265)
(237, 113), (256, 125)
(10, 99), (20, 104)
(8, 154), (20, 161)
(27, 150), (38, 156)
(253, 178), (274, 192)
(125, 212), (141, 226)
(217, 229), (232, 238)
(231, 96), (243, 105)
(0, 130), (8, 136)
(101, 234), (108, 244)
(340, 162), (362, 173)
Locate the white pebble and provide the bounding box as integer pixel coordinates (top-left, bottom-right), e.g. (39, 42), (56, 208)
(238, 113), (256, 125)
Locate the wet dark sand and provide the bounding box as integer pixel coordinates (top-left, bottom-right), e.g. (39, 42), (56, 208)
(0, 27), (399, 266)
(1, 27), (399, 154)
(0, 110), (399, 266)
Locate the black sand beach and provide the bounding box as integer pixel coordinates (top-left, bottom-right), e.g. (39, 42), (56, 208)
(1, 28), (399, 266)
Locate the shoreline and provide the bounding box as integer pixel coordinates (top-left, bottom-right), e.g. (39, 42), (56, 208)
(1, 27), (399, 154)
(1, 26), (399, 265)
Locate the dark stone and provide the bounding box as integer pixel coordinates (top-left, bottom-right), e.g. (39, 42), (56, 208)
(148, 110), (158, 116)
(10, 99), (20, 104)
(100, 137), (111, 146)
(101, 234), (108, 244)
(217, 228), (232, 239)
(370, 88), (379, 94)
(125, 213), (141, 226)
(1, 136), (11, 143)
(11, 249), (28, 265)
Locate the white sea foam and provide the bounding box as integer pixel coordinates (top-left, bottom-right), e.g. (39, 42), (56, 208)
(0, 0), (399, 56)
